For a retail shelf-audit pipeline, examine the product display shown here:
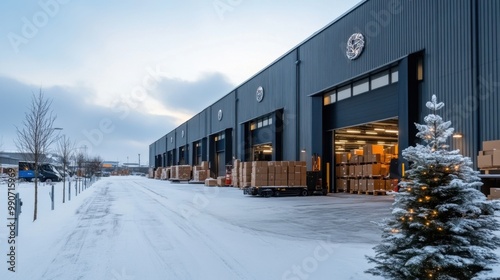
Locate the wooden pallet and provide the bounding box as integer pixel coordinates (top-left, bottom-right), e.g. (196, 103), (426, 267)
(481, 168), (500, 174)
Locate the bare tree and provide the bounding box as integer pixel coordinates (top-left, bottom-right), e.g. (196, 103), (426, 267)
(56, 135), (74, 203)
(15, 90), (57, 221)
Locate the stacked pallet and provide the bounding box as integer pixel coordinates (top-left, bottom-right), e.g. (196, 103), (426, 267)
(239, 162), (252, 188)
(335, 144), (398, 194)
(176, 165), (192, 180)
(477, 140), (500, 172)
(160, 167), (170, 180)
(251, 161), (268, 187)
(193, 161), (209, 181)
(286, 161), (307, 186)
(231, 159), (241, 188)
(154, 168), (162, 179)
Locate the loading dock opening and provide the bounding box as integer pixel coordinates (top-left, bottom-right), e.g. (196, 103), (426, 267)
(334, 118), (399, 194)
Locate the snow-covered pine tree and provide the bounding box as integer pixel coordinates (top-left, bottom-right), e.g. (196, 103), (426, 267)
(366, 95), (500, 280)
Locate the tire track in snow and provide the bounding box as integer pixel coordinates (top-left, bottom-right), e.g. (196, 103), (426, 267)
(133, 181), (256, 280)
(40, 182), (117, 280)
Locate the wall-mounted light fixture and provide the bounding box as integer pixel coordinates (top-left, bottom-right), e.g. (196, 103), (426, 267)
(301, 148), (306, 153)
(452, 133), (463, 138)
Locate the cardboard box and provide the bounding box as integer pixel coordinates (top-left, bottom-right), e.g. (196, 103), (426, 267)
(349, 179), (358, 192)
(337, 179), (349, 190)
(201, 161), (209, 170)
(336, 153), (350, 163)
(365, 154), (381, 163)
(217, 176), (226, 186)
(478, 154), (493, 168)
(494, 150), (500, 167)
(355, 165), (363, 177)
(363, 164), (382, 176)
(204, 178), (217, 186)
(251, 174), (268, 181)
(358, 179), (367, 192)
(483, 140), (500, 151)
(338, 166), (348, 177)
(349, 165), (356, 177)
(490, 188), (500, 198)
(363, 144), (384, 156)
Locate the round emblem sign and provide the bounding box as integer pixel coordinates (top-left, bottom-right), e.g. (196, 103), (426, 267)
(256, 86), (264, 102)
(218, 109), (223, 121)
(346, 33), (365, 60)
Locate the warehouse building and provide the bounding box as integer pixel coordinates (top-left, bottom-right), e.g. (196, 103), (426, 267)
(150, 0), (500, 192)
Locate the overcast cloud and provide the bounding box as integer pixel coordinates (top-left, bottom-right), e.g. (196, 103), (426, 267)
(0, 0), (357, 165)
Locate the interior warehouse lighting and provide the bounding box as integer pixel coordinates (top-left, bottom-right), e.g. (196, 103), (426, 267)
(346, 129), (361, 133)
(365, 131), (378, 135)
(374, 128), (385, 131)
(385, 129), (399, 133)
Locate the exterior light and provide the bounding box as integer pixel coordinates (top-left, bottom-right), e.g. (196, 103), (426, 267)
(452, 133), (463, 138)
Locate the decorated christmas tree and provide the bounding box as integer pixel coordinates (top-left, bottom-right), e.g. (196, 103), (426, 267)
(366, 95), (500, 279)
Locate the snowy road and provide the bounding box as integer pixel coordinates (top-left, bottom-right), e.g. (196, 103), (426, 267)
(2, 176), (497, 279)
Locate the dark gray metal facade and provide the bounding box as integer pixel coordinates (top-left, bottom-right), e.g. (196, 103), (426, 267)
(149, 0), (499, 174)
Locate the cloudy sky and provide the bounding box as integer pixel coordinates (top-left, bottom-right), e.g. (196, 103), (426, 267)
(0, 0), (357, 165)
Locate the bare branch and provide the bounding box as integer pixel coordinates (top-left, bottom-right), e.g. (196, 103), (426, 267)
(15, 89), (58, 221)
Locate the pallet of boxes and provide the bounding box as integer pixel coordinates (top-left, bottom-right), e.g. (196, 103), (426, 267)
(154, 167), (162, 179)
(239, 162), (252, 189)
(251, 161), (306, 187)
(231, 159), (240, 188)
(335, 144), (398, 195)
(169, 165), (192, 182)
(160, 167), (170, 180)
(477, 140), (500, 173)
(477, 140), (500, 200)
(193, 161), (209, 183)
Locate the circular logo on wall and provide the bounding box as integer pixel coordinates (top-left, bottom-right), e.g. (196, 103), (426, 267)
(256, 86), (264, 102)
(346, 33), (365, 60)
(218, 109), (223, 121)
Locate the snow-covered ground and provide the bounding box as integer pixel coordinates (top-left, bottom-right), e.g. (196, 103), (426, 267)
(0, 176), (498, 280)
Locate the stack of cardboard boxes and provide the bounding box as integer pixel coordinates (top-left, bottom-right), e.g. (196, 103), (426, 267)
(251, 161), (268, 187)
(154, 168), (162, 179)
(239, 162), (252, 188)
(335, 144), (398, 194)
(232, 159), (241, 188)
(477, 140), (500, 170)
(160, 167), (170, 180)
(176, 165), (192, 181)
(193, 161), (209, 182)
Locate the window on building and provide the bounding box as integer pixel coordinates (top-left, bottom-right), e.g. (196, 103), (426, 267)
(391, 68), (399, 83)
(417, 57), (424, 81)
(371, 70), (390, 90)
(337, 85), (351, 101)
(353, 78), (369, 96)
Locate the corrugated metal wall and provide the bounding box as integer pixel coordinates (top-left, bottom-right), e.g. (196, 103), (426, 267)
(478, 0), (500, 144)
(236, 51), (297, 160)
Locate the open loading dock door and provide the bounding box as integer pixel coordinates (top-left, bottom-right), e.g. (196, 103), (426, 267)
(253, 144), (273, 162)
(334, 118), (399, 194)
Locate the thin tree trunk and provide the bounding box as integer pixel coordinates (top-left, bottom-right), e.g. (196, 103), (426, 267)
(34, 175), (38, 221)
